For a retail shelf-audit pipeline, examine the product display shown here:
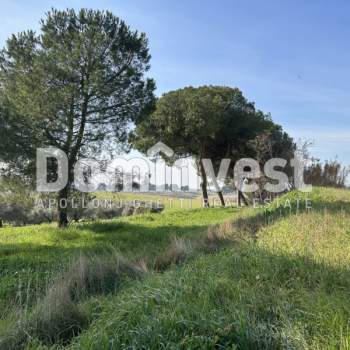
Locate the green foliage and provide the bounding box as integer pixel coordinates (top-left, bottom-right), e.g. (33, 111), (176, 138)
(131, 86), (294, 206)
(0, 8), (156, 226)
(0, 8), (155, 163)
(131, 85), (272, 159)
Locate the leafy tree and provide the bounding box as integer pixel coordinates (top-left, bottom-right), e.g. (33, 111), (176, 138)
(131, 86), (278, 206)
(0, 8), (155, 227)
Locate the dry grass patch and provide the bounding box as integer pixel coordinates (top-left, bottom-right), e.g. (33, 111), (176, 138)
(154, 237), (193, 271)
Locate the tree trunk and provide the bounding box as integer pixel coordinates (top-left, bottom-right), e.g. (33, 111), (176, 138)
(199, 159), (210, 207)
(58, 187), (69, 228)
(217, 191), (225, 207)
(0, 219), (3, 228)
(238, 190), (248, 207)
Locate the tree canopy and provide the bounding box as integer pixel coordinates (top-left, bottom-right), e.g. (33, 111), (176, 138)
(131, 85), (294, 205)
(0, 8), (155, 226)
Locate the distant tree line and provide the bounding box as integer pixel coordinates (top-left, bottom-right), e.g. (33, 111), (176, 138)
(304, 159), (349, 188)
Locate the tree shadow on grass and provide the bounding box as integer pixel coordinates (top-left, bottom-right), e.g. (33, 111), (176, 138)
(70, 220), (208, 253)
(0, 219), (208, 276)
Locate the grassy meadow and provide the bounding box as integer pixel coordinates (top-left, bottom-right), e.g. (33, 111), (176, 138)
(0, 187), (350, 349)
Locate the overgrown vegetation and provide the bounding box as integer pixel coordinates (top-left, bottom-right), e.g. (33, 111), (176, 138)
(0, 187), (349, 349)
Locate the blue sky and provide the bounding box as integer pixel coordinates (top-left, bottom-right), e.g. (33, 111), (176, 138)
(1, 0), (349, 165)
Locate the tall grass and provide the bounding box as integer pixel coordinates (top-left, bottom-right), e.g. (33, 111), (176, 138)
(1, 187), (350, 349)
(0, 251), (147, 349)
(0, 207), (237, 318)
(64, 209), (350, 350)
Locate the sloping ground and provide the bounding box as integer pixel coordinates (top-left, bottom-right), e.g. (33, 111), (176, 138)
(0, 206), (237, 315)
(1, 187), (350, 349)
(62, 188), (350, 350)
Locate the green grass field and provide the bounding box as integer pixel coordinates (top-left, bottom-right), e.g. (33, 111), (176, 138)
(0, 205), (237, 316)
(1, 187), (350, 349)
